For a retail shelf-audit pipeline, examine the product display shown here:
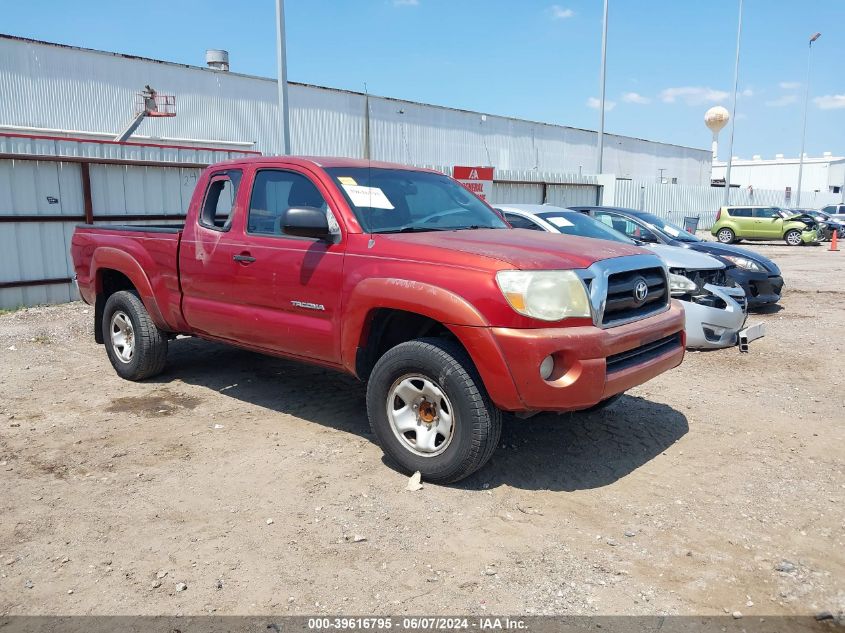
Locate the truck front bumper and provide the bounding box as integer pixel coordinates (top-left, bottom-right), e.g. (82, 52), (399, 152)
(454, 301), (685, 413)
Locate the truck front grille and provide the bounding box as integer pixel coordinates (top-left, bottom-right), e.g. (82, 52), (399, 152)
(606, 333), (682, 374)
(601, 267), (668, 327)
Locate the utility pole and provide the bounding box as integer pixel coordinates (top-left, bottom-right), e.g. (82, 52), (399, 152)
(596, 0), (608, 174)
(275, 0), (291, 155)
(722, 0), (743, 206)
(796, 32), (821, 208)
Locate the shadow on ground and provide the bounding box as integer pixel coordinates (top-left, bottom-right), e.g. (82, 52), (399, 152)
(151, 337), (688, 493)
(750, 303), (784, 314)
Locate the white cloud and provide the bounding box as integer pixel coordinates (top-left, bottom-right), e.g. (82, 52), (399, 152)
(779, 81), (801, 90)
(392, 0), (418, 5)
(814, 94), (845, 110)
(622, 92), (651, 104)
(765, 94), (798, 107)
(549, 5), (575, 19)
(587, 97), (616, 111)
(659, 86), (729, 105)
(741, 88), (753, 97)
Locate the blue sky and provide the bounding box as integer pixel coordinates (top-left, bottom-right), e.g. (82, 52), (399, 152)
(4, 0), (844, 158)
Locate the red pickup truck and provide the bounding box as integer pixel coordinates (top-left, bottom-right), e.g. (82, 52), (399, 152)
(71, 157), (685, 482)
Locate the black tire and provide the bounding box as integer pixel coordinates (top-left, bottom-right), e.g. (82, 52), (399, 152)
(580, 392), (625, 413)
(366, 338), (501, 484)
(102, 290), (168, 380)
(784, 229), (803, 246)
(716, 227), (736, 244)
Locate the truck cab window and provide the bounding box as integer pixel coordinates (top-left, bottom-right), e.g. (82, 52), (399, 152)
(248, 170), (334, 236)
(200, 170), (242, 231)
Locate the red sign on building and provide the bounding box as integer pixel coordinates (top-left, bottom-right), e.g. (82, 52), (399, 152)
(453, 166), (494, 202)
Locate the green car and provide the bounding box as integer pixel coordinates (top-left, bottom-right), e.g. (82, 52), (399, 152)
(711, 206), (820, 246)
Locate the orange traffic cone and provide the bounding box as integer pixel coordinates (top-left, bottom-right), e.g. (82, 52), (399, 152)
(831, 230), (840, 252)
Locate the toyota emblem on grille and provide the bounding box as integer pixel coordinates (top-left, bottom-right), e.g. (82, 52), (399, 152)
(633, 279), (649, 303)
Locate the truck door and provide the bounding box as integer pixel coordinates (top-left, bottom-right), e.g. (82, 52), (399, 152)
(181, 166), (345, 364)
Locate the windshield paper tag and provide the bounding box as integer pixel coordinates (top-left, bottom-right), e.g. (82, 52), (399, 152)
(337, 176), (357, 186)
(342, 185), (394, 210)
(548, 216), (573, 228)
(663, 225), (681, 237)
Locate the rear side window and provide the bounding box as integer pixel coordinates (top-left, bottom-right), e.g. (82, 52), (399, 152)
(729, 207), (752, 218)
(199, 170), (242, 231)
(595, 212), (657, 241)
(247, 169), (334, 236)
(504, 213), (543, 230)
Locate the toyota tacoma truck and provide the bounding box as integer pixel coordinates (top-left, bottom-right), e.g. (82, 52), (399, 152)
(71, 157), (685, 483)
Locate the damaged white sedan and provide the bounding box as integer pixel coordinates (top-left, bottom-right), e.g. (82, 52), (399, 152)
(497, 204), (765, 350)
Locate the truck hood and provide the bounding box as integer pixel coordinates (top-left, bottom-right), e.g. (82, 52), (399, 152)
(379, 228), (648, 270)
(646, 244), (724, 270)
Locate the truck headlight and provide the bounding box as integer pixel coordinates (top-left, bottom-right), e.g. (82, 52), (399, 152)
(496, 270), (591, 321)
(721, 255), (764, 272)
(668, 272), (698, 297)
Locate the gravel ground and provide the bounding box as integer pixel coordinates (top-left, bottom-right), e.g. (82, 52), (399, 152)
(0, 241), (842, 617)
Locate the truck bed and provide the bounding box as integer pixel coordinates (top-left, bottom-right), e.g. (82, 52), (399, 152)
(71, 223), (185, 332)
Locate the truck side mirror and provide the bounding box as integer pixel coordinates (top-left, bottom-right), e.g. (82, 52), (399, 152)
(284, 207), (331, 240)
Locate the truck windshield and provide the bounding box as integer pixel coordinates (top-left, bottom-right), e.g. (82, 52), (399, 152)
(325, 167), (508, 234)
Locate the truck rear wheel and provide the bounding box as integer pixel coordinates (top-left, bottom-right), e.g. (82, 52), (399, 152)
(366, 338), (501, 484)
(102, 290), (168, 381)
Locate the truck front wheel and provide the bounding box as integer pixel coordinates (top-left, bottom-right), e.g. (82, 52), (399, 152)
(366, 338), (501, 484)
(102, 290), (168, 381)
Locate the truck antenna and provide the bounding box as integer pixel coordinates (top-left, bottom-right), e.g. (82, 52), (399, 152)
(364, 81), (375, 247)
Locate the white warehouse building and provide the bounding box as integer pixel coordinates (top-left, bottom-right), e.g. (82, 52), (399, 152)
(0, 34), (711, 184)
(712, 153), (845, 200)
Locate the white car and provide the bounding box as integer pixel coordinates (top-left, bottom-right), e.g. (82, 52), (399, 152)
(497, 204), (764, 350)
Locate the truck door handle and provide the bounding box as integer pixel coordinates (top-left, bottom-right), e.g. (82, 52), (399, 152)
(233, 253), (256, 264)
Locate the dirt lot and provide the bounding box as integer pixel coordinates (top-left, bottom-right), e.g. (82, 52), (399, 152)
(0, 241), (843, 617)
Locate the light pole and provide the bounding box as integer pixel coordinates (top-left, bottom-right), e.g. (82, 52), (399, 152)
(722, 0), (743, 207)
(275, 0), (291, 155)
(796, 32), (821, 208)
(596, 0), (608, 174)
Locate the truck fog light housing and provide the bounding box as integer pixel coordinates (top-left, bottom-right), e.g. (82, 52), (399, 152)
(539, 355), (555, 380)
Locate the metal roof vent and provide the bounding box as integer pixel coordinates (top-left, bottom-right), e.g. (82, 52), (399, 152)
(206, 49), (230, 71)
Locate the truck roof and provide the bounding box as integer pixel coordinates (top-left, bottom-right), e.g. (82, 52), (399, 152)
(208, 155), (438, 172)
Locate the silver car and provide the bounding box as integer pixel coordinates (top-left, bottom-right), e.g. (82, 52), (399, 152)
(497, 204), (764, 350)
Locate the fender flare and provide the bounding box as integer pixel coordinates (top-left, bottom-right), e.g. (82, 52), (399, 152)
(90, 247), (168, 329)
(341, 278), (489, 373)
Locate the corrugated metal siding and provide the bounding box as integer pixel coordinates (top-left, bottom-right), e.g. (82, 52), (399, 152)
(546, 184), (599, 207)
(0, 35), (711, 183)
(0, 158), (81, 308)
(0, 136), (252, 309)
(613, 180), (844, 230)
(491, 183), (544, 204)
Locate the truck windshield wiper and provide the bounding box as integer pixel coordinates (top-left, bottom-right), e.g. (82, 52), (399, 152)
(372, 226), (452, 234)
